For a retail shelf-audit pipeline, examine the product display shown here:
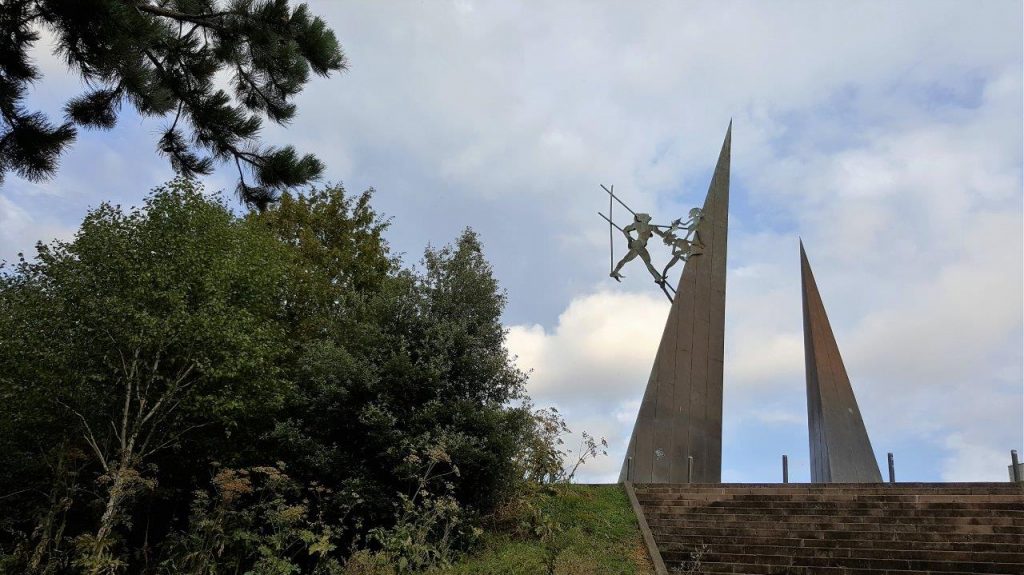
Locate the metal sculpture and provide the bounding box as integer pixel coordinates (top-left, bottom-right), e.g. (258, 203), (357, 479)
(801, 241), (883, 483)
(598, 186), (705, 302)
(617, 122), (731, 484)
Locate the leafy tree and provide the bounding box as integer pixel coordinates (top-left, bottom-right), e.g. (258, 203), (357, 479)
(0, 179), (537, 573)
(0, 0), (345, 208)
(252, 189), (533, 539)
(0, 178), (298, 572)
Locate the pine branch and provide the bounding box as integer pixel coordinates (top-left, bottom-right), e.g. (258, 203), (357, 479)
(133, 3), (236, 29)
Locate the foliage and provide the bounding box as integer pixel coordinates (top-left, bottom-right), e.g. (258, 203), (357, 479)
(0, 178), (538, 573)
(0, 0), (345, 208)
(518, 408), (608, 485)
(158, 464), (344, 575)
(670, 544), (708, 575)
(433, 485), (653, 575)
(363, 446), (477, 572)
(0, 177), (296, 573)
(258, 199), (533, 525)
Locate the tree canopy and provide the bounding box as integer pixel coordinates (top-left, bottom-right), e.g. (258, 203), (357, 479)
(0, 0), (345, 209)
(0, 179), (563, 574)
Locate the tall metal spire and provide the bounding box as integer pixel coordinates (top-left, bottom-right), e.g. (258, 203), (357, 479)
(620, 122), (730, 483)
(801, 241), (882, 483)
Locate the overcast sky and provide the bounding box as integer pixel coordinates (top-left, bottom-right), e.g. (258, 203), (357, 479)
(3, 1), (1022, 483)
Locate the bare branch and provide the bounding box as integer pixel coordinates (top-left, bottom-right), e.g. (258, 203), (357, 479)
(137, 362), (195, 429)
(57, 400), (109, 473)
(141, 422), (211, 459)
(0, 488), (38, 501)
(120, 372), (132, 451)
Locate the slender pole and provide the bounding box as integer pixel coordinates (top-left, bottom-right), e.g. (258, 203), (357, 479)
(1012, 450), (1021, 483)
(687, 456), (694, 484)
(782, 455), (789, 484)
(598, 212), (625, 232)
(887, 452), (896, 484)
(658, 282), (675, 304)
(601, 184), (636, 216)
(608, 185), (614, 273)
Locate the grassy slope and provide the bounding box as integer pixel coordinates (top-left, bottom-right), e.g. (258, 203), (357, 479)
(435, 484), (654, 575)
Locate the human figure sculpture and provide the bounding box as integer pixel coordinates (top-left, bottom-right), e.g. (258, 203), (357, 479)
(677, 207), (704, 246)
(661, 232), (700, 279)
(659, 207), (705, 278)
(610, 213), (665, 284)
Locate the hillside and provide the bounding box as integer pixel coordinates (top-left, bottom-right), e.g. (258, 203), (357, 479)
(434, 484), (653, 575)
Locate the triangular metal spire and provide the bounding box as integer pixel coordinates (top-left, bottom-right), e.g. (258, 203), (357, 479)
(801, 241), (882, 483)
(620, 123), (731, 483)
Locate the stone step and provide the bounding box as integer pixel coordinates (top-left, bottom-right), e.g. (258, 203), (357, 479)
(637, 482), (1020, 488)
(643, 510), (1024, 526)
(639, 495), (1024, 507)
(655, 532), (1024, 553)
(648, 521), (1024, 537)
(673, 560), (1016, 575)
(639, 492), (1024, 504)
(662, 551), (1023, 573)
(638, 499), (1024, 511)
(657, 541), (1024, 564)
(636, 484), (1024, 496)
(632, 483), (1024, 574)
(647, 522), (1024, 542)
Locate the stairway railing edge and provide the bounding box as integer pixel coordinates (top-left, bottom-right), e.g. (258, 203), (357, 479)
(623, 481), (668, 575)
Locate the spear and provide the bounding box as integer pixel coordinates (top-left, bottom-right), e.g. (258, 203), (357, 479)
(608, 185), (614, 273)
(601, 184), (635, 216)
(601, 184), (678, 229)
(598, 211), (624, 232)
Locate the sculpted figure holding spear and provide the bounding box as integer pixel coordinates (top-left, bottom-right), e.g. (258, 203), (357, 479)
(610, 212), (664, 284)
(598, 185), (704, 303)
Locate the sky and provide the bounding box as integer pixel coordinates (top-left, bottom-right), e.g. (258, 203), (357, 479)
(3, 1), (1022, 484)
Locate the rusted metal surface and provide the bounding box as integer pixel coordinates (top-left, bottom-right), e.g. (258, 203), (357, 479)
(801, 242), (883, 483)
(619, 122), (731, 484)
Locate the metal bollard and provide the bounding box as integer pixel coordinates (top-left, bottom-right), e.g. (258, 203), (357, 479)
(1013, 450), (1021, 483)
(687, 456), (694, 484)
(782, 455), (789, 484)
(887, 452), (896, 484)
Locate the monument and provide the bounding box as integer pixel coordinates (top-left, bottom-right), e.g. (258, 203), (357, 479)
(800, 241), (883, 483)
(608, 122), (731, 483)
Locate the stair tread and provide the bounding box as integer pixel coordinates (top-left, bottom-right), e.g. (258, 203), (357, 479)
(675, 560), (1019, 575)
(656, 533), (1023, 551)
(632, 482), (1024, 574)
(658, 542), (1024, 562)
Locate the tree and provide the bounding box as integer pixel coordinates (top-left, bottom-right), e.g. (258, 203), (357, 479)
(0, 180), (536, 572)
(0, 0), (345, 209)
(0, 178), (298, 572)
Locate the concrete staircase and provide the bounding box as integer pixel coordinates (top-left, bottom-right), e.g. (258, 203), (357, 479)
(632, 483), (1024, 575)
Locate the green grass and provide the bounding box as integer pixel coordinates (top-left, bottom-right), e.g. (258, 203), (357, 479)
(433, 484), (654, 575)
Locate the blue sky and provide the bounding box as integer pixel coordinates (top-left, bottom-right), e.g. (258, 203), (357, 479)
(2, 1), (1022, 483)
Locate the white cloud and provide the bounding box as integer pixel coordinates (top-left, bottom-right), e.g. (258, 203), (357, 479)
(752, 409), (805, 426)
(508, 289), (667, 404)
(941, 433), (1017, 482)
(0, 195), (75, 263)
(6, 1), (1021, 482)
(506, 77), (1023, 480)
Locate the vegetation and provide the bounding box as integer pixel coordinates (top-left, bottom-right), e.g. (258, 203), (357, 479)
(432, 485), (652, 575)
(0, 178), (622, 574)
(0, 7), (633, 573)
(0, 0), (345, 208)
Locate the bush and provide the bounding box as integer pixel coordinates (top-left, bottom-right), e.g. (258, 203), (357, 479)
(0, 179), (533, 573)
